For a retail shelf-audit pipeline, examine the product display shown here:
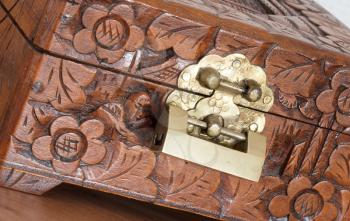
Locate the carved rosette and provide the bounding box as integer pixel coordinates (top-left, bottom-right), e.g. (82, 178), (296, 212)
(32, 116), (106, 175)
(269, 176), (337, 220)
(73, 4), (144, 64)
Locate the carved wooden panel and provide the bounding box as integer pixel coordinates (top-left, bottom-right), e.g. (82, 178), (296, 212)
(2, 0), (350, 135)
(0, 50), (349, 220)
(0, 166), (61, 195)
(1, 1), (350, 221)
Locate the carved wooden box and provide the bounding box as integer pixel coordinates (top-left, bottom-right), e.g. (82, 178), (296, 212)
(0, 0), (350, 220)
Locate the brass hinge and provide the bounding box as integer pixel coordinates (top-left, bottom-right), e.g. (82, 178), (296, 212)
(153, 54), (273, 181)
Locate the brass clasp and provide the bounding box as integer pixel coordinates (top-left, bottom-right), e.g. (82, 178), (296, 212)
(153, 54), (273, 181)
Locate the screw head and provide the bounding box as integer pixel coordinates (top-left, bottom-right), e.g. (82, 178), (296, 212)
(207, 124), (221, 138)
(32, 81), (43, 93)
(263, 96), (272, 104)
(187, 124), (194, 133)
(232, 59), (241, 68)
(246, 87), (262, 102)
(249, 123), (259, 132)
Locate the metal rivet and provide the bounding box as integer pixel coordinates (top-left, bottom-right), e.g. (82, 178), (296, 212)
(263, 96), (272, 104)
(61, 14), (72, 24)
(232, 60), (241, 68)
(32, 81), (43, 93)
(249, 123), (259, 132)
(207, 124), (221, 138)
(187, 124), (194, 133)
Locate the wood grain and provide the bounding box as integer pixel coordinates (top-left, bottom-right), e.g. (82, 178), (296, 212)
(2, 0), (350, 133)
(1, 1), (350, 221)
(0, 184), (214, 221)
(0, 3), (41, 150)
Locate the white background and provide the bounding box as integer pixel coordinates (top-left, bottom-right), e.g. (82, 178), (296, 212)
(315, 0), (350, 28)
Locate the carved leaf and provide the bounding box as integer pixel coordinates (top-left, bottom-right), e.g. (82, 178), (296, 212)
(221, 176), (284, 220)
(326, 145), (350, 188)
(0, 166), (61, 195)
(14, 102), (60, 143)
(266, 49), (327, 98)
(85, 142), (157, 197)
(339, 190), (350, 220)
(284, 0), (323, 12)
(299, 127), (330, 174)
(147, 14), (217, 60)
(30, 56), (96, 112)
(154, 154), (221, 213)
(215, 31), (276, 67)
(283, 142), (307, 177)
(278, 91), (298, 109)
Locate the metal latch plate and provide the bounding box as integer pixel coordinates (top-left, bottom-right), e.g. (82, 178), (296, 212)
(154, 54), (274, 181)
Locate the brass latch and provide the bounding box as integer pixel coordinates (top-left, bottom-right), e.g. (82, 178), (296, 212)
(153, 54), (273, 181)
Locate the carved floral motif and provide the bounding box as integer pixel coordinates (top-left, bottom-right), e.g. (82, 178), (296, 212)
(222, 176), (284, 220)
(266, 48), (326, 111)
(326, 137), (350, 188)
(316, 69), (350, 128)
(73, 4), (144, 64)
(84, 142), (157, 197)
(4, 0), (350, 220)
(147, 14), (217, 60)
(269, 176), (337, 221)
(32, 116), (106, 175)
(154, 154), (221, 212)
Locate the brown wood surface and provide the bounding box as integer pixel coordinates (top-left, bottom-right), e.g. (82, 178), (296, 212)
(1, 1), (350, 221)
(2, 0), (350, 133)
(0, 184), (214, 221)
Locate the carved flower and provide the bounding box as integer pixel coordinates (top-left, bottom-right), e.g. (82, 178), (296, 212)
(32, 116), (106, 175)
(316, 70), (350, 127)
(73, 4), (144, 64)
(269, 176), (337, 220)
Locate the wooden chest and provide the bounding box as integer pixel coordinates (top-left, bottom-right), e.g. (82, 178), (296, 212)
(1, 0), (350, 220)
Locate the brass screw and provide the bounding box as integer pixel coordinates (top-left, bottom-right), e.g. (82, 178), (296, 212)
(249, 123), (258, 132)
(232, 59), (241, 68)
(263, 96), (272, 104)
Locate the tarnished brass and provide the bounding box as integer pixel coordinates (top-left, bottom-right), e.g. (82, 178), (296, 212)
(155, 54), (274, 181)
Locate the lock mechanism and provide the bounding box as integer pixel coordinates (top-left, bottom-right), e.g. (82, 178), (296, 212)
(153, 54), (274, 181)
